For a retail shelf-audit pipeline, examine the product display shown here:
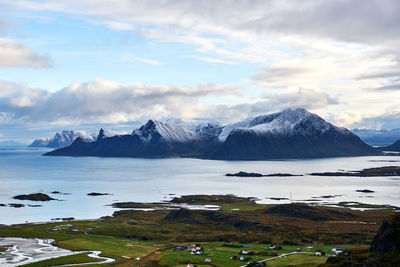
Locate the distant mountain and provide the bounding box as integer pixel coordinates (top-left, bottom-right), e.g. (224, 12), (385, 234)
(0, 140), (26, 147)
(352, 128), (400, 146)
(380, 139), (400, 152)
(45, 108), (379, 159)
(46, 120), (218, 157)
(29, 129), (122, 148)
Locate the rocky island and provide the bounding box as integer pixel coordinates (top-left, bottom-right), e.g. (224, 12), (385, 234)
(310, 166), (400, 177)
(13, 193), (55, 201)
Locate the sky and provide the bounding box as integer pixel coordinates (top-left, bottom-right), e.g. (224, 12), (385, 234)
(1, 0), (400, 142)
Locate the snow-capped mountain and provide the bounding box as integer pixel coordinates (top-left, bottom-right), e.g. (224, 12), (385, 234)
(45, 108), (379, 159)
(29, 129), (123, 148)
(213, 108), (375, 159)
(95, 129), (127, 140)
(46, 130), (95, 148)
(132, 120), (198, 143)
(29, 131), (93, 148)
(194, 121), (222, 140)
(28, 137), (52, 147)
(219, 108), (347, 142)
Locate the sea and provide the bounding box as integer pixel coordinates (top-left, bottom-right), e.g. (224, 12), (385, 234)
(0, 147), (399, 225)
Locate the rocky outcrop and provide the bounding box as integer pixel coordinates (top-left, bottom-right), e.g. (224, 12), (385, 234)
(13, 193), (55, 201)
(370, 214), (400, 253)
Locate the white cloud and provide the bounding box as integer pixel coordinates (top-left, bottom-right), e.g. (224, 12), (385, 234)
(0, 38), (53, 68)
(2, 0), (400, 129)
(0, 78), (242, 125)
(122, 54), (163, 65)
(184, 55), (237, 65)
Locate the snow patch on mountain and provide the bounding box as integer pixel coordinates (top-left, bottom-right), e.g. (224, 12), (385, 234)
(219, 108), (348, 141)
(133, 120), (198, 143)
(29, 129), (124, 148)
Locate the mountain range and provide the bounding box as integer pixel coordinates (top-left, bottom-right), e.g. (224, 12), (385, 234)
(352, 128), (400, 146)
(29, 129), (122, 148)
(45, 108), (379, 160)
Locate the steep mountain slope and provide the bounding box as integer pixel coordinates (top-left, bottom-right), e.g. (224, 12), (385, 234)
(29, 129), (122, 148)
(212, 108), (378, 159)
(381, 139), (400, 152)
(46, 120), (211, 157)
(29, 130), (95, 148)
(29, 137), (51, 147)
(45, 108), (379, 159)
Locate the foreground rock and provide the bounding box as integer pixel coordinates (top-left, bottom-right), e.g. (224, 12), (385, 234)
(13, 193), (55, 201)
(370, 214), (400, 253)
(322, 214), (400, 266)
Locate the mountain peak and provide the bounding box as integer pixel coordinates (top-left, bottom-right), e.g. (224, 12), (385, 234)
(219, 108), (336, 141)
(97, 128), (105, 140)
(133, 120), (198, 143)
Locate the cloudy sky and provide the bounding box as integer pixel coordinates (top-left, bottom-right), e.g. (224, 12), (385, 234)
(1, 0), (400, 142)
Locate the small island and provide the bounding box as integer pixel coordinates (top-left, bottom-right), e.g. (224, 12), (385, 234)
(13, 193), (55, 201)
(87, 192), (112, 196)
(226, 171), (300, 177)
(310, 166), (400, 177)
(356, 189), (375, 193)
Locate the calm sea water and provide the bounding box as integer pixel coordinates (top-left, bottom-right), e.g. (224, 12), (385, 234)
(0, 147), (399, 225)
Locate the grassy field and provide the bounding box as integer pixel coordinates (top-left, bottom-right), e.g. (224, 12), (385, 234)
(266, 253), (327, 267)
(0, 195), (396, 266)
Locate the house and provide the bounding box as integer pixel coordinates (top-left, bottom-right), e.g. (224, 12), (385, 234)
(190, 246), (203, 255)
(336, 249), (343, 253)
(205, 258), (211, 263)
(269, 245), (275, 249)
(240, 256), (245, 261)
(315, 252), (321, 256)
(240, 249), (248, 254)
(331, 248), (337, 253)
(231, 255), (238, 260)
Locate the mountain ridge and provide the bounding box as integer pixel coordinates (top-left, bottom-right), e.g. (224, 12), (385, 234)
(45, 108), (380, 159)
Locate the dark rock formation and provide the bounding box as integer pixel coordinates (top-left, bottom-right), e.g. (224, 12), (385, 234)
(87, 192), (111, 196)
(226, 171), (263, 177)
(370, 214), (400, 253)
(13, 193), (55, 201)
(356, 189), (375, 193)
(226, 171), (300, 177)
